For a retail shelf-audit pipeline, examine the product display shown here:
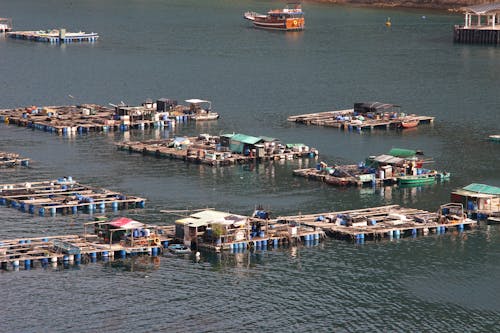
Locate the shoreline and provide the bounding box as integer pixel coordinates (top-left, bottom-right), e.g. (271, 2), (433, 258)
(307, 0), (474, 11)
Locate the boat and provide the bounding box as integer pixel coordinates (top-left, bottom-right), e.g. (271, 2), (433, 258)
(167, 244), (192, 254)
(399, 120), (419, 129)
(398, 173), (437, 186)
(489, 134), (500, 142)
(244, 3), (304, 31)
(184, 99), (219, 121)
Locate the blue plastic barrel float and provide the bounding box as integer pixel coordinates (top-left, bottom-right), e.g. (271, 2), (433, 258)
(151, 247), (158, 256)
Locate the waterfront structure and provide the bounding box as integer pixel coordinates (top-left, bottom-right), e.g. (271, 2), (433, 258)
(451, 183), (500, 218)
(454, 3), (500, 45)
(117, 133), (318, 166)
(0, 178), (146, 216)
(287, 102), (434, 131)
(294, 148), (449, 187)
(7, 29), (98, 43)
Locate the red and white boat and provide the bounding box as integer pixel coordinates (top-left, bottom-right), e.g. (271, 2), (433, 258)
(399, 120), (419, 129)
(244, 3), (304, 31)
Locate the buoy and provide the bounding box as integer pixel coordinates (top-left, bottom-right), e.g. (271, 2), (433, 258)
(385, 17), (392, 27)
(195, 251), (200, 257)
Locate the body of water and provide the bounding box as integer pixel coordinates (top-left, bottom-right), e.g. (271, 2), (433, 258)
(0, 1), (499, 331)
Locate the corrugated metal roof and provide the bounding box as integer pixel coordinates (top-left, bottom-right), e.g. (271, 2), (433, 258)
(374, 154), (404, 165)
(462, 3), (500, 14)
(230, 133), (262, 145)
(462, 183), (500, 195)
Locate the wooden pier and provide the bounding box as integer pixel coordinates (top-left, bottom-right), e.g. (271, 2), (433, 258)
(270, 203), (476, 242)
(7, 29), (99, 43)
(287, 104), (434, 131)
(0, 151), (30, 167)
(117, 134), (318, 167)
(0, 178), (146, 216)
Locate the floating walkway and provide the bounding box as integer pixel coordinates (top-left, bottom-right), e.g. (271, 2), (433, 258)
(117, 134), (318, 167)
(0, 178), (146, 216)
(0, 151), (30, 167)
(7, 29), (98, 43)
(270, 203), (476, 242)
(288, 103), (434, 131)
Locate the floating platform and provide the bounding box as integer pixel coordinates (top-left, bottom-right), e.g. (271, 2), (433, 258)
(0, 18), (12, 32)
(0, 151), (30, 167)
(6, 29), (98, 43)
(294, 148), (449, 188)
(0, 104), (178, 135)
(287, 108), (434, 131)
(0, 178), (146, 216)
(117, 134), (318, 167)
(0, 229), (173, 271)
(270, 203), (476, 242)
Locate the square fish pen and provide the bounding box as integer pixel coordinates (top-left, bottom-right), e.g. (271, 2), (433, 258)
(0, 178), (146, 216)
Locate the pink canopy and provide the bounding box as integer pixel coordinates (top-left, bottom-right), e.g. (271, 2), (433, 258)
(109, 217), (144, 229)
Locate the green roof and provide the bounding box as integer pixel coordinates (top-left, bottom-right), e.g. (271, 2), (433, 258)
(462, 183), (500, 195)
(230, 133), (262, 145)
(388, 148), (416, 158)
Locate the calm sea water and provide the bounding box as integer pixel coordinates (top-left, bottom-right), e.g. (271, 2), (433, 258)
(0, 0), (499, 332)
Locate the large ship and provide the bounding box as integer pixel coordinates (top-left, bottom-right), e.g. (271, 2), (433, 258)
(244, 3), (304, 31)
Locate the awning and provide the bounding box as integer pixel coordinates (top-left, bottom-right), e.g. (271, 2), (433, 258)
(109, 217), (144, 229)
(461, 3), (500, 14)
(462, 183), (500, 195)
(373, 154), (405, 165)
(388, 148), (417, 158)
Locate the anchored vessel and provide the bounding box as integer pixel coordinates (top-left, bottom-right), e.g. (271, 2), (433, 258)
(244, 3), (304, 31)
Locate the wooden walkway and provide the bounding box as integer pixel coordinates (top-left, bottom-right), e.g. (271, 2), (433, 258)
(288, 109), (434, 131)
(0, 178), (146, 216)
(272, 204), (476, 241)
(117, 136), (318, 167)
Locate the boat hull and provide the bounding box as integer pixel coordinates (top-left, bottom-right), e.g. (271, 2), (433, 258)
(398, 175), (436, 186)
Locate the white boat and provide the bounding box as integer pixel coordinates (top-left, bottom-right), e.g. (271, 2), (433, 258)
(168, 244), (192, 254)
(184, 99), (219, 121)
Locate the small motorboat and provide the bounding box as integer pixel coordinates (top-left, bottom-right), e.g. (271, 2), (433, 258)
(167, 244), (192, 254)
(489, 134), (500, 142)
(399, 120), (419, 128)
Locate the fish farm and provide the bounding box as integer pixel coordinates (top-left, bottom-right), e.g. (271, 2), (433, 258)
(116, 133), (319, 166)
(0, 151), (30, 167)
(293, 148), (450, 187)
(6, 29), (99, 43)
(287, 102), (434, 131)
(270, 203), (476, 242)
(0, 98), (218, 136)
(0, 178), (146, 216)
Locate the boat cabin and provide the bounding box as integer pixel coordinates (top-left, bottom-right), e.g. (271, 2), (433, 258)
(86, 217), (161, 247)
(451, 183), (500, 217)
(175, 210), (249, 249)
(354, 102), (402, 119)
